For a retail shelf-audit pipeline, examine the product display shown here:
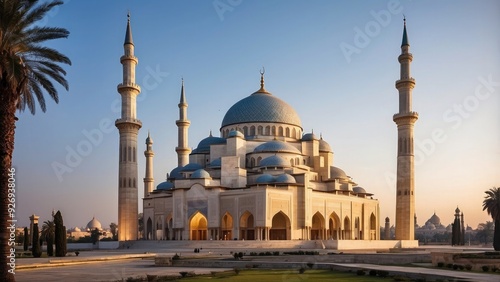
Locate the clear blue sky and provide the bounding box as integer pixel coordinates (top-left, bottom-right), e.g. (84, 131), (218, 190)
(13, 0), (499, 230)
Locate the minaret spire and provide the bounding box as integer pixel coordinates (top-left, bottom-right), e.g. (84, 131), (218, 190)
(256, 67), (270, 94)
(144, 132), (154, 197)
(176, 78), (191, 167)
(394, 18), (418, 241)
(116, 13), (141, 241)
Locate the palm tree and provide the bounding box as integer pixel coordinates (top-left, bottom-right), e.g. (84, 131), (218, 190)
(483, 187), (500, 250)
(41, 220), (55, 256)
(1, 1), (71, 280)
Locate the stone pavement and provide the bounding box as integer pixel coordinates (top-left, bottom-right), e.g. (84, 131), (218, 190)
(14, 247), (500, 282)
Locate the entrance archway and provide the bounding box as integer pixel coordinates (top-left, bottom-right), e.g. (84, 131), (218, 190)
(146, 217), (153, 240)
(240, 211), (255, 240)
(329, 212), (340, 240)
(221, 212), (233, 240)
(189, 212), (208, 240)
(311, 212), (325, 240)
(370, 213), (377, 240)
(343, 216), (351, 240)
(270, 211), (290, 240)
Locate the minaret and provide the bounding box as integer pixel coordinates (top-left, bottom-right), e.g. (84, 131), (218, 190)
(143, 132), (154, 197)
(394, 18), (418, 241)
(175, 79), (191, 167)
(116, 13), (141, 241)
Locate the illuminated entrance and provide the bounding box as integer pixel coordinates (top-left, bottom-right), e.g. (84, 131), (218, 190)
(190, 212), (207, 240)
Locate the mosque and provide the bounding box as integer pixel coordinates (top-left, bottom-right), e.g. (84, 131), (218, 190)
(115, 16), (417, 244)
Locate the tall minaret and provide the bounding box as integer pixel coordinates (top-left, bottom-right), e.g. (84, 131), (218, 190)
(143, 132), (154, 197)
(394, 18), (418, 241)
(175, 79), (191, 167)
(116, 13), (141, 241)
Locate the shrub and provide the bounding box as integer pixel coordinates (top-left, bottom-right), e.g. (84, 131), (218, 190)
(233, 268), (240, 275)
(146, 274), (157, 281)
(437, 262), (444, 268)
(23, 227), (29, 251)
(369, 270), (377, 276)
(172, 253), (180, 260)
(482, 265), (490, 272)
(249, 252), (257, 256)
(31, 223), (42, 258)
(238, 252), (244, 259)
(452, 264), (459, 270)
(233, 253), (239, 260)
(458, 265), (464, 270)
(273, 251), (280, 256)
(465, 264), (472, 271)
(446, 264), (453, 269)
(179, 272), (188, 277)
(492, 266), (498, 272)
(356, 269), (365, 276)
(377, 270), (389, 277)
(298, 267), (305, 274)
(306, 262), (314, 269)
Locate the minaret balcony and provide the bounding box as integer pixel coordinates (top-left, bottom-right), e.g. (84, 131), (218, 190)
(115, 118), (142, 128)
(395, 78), (415, 88)
(117, 82), (141, 92)
(393, 111), (419, 122)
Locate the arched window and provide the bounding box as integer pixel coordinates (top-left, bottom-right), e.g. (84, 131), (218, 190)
(258, 126), (263, 135)
(133, 147), (136, 162)
(243, 126), (248, 136)
(128, 146), (132, 162)
(285, 127), (290, 137)
(278, 126), (284, 136)
(250, 126), (256, 136)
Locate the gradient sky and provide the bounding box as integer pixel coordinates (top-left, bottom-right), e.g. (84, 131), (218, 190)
(13, 0), (499, 231)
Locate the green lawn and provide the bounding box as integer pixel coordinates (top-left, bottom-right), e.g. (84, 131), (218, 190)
(178, 269), (391, 281)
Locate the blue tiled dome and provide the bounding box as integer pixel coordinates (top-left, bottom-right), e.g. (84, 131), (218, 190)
(228, 130), (244, 138)
(256, 174), (275, 183)
(191, 169), (211, 179)
(181, 163), (203, 172)
(156, 181), (174, 190)
(302, 132), (318, 141)
(275, 174), (296, 184)
(169, 166), (183, 179)
(260, 155), (290, 168)
(221, 92), (301, 128)
(253, 140), (301, 154)
(192, 134), (226, 154)
(208, 158), (221, 168)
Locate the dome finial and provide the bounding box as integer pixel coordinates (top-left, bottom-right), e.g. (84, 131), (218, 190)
(258, 66), (269, 93)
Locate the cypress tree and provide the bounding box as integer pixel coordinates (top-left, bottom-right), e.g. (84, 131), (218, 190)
(23, 227), (29, 251)
(54, 211), (67, 257)
(32, 223), (41, 257)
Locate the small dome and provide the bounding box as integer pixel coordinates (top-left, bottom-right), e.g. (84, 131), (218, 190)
(353, 186), (367, 194)
(208, 158), (221, 168)
(169, 166), (183, 179)
(73, 227), (81, 232)
(192, 134), (226, 154)
(191, 169), (211, 179)
(254, 140), (301, 154)
(256, 174), (275, 183)
(319, 137), (332, 152)
(275, 173), (296, 184)
(260, 155), (290, 168)
(181, 163), (203, 172)
(86, 217), (102, 231)
(156, 181), (174, 190)
(302, 132), (318, 141)
(330, 166), (348, 180)
(228, 130), (244, 138)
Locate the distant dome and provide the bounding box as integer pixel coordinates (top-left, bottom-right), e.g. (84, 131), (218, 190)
(260, 155), (290, 168)
(86, 217), (102, 231)
(156, 181), (174, 190)
(427, 213), (441, 226)
(254, 140), (301, 154)
(353, 187), (367, 194)
(228, 130), (244, 138)
(330, 166), (348, 180)
(192, 134), (226, 154)
(302, 132), (318, 141)
(191, 169), (211, 179)
(275, 174), (296, 184)
(73, 227), (81, 232)
(208, 158), (221, 168)
(221, 90), (302, 128)
(319, 137), (332, 152)
(181, 163), (203, 172)
(256, 174), (275, 183)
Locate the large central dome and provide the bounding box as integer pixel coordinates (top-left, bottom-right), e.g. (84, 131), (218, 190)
(221, 78), (301, 128)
